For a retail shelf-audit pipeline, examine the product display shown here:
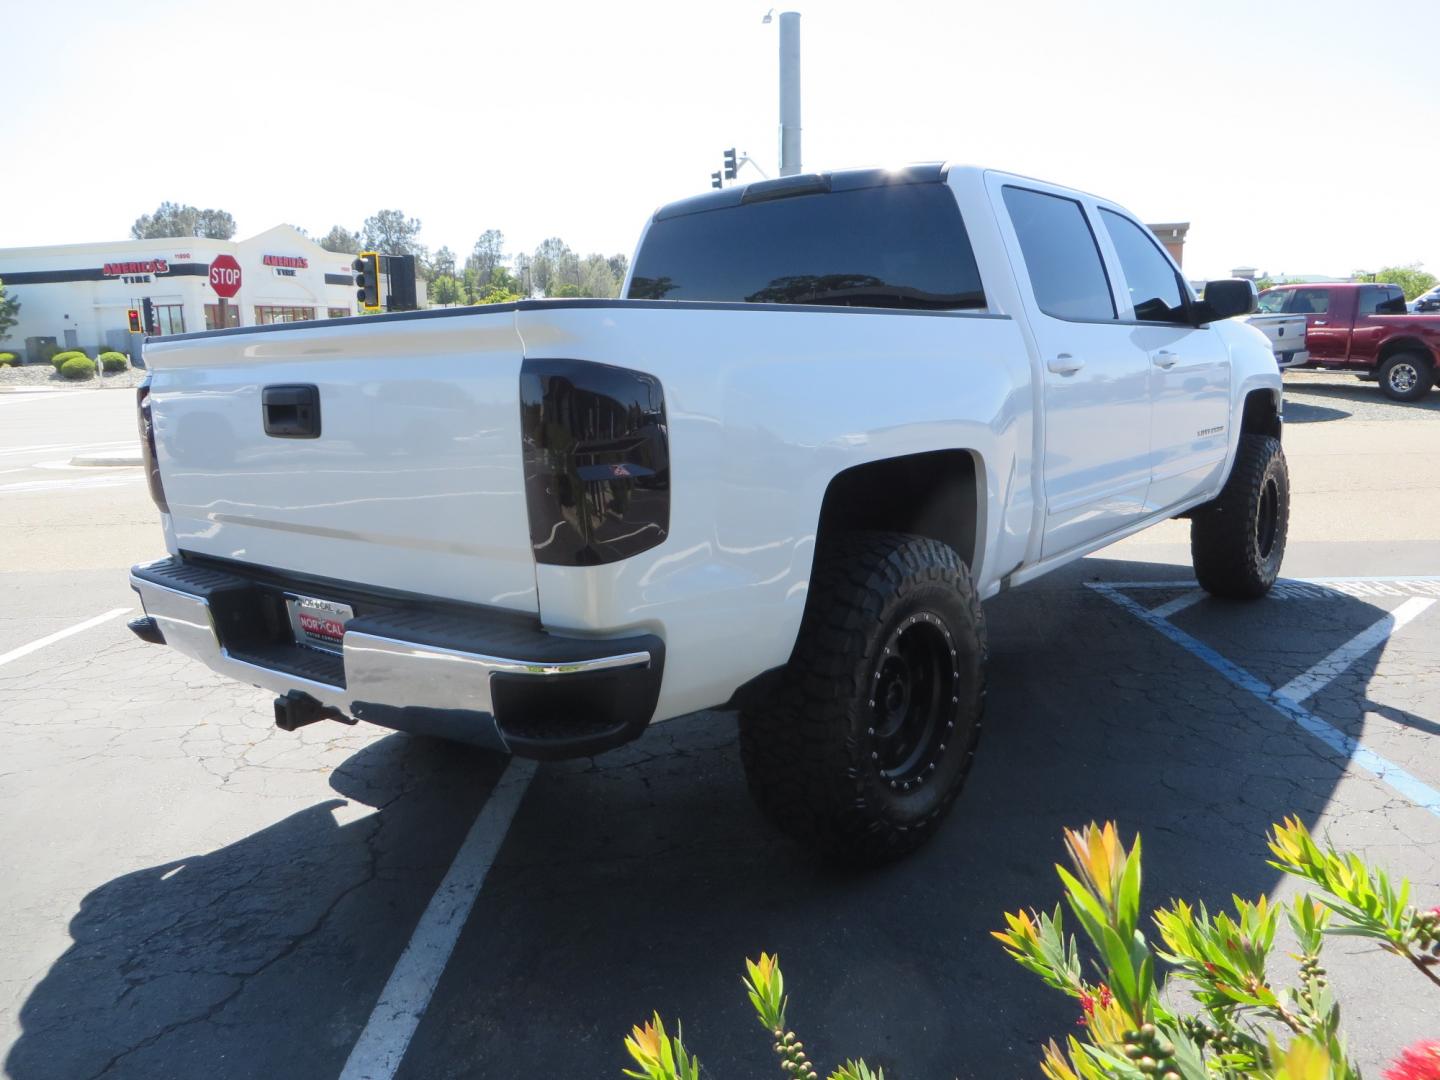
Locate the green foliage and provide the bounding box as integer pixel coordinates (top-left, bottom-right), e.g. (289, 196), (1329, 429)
(622, 1014), (701, 1080)
(0, 351), (18, 366)
(476, 285), (523, 305)
(51, 349), (87, 369)
(360, 209), (426, 262)
(59, 355), (96, 380)
(319, 225), (361, 254)
(131, 201), (235, 240)
(620, 954), (881, 1080)
(996, 818), (1440, 1079)
(428, 273), (464, 307)
(1353, 263), (1438, 300)
(98, 351), (128, 372)
(0, 276), (19, 344)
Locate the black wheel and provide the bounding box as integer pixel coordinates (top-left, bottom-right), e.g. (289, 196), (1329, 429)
(1191, 435), (1289, 599)
(1378, 353), (1433, 402)
(739, 532), (986, 864)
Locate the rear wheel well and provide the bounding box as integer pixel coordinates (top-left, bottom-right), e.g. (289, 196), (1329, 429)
(1241, 389), (1282, 440)
(1378, 337), (1435, 368)
(815, 450), (980, 569)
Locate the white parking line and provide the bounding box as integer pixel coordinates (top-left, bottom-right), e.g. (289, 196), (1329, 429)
(1148, 590), (1205, 620)
(1090, 580), (1440, 818)
(339, 757), (537, 1080)
(1276, 597), (1434, 704)
(0, 472), (142, 494)
(0, 607), (132, 668)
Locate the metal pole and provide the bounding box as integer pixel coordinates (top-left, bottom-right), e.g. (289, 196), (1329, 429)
(778, 11), (801, 176)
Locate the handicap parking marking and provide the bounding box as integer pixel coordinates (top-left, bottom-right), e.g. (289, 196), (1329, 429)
(1089, 577), (1440, 820)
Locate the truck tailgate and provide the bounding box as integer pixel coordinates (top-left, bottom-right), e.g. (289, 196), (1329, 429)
(1244, 313), (1309, 367)
(142, 311), (538, 611)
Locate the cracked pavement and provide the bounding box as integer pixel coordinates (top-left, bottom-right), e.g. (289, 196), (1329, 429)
(2, 375), (1440, 1079)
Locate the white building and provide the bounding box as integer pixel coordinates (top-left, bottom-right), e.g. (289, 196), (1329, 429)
(0, 226), (361, 363)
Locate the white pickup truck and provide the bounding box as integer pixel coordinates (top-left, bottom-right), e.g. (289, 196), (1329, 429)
(129, 164), (1287, 862)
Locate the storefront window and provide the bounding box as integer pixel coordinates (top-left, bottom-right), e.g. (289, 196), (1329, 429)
(204, 304), (240, 330)
(154, 304), (186, 335)
(327, 307), (351, 319)
(254, 306), (317, 325)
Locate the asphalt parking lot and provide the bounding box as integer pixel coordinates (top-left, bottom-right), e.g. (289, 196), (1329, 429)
(2, 371), (1439, 1080)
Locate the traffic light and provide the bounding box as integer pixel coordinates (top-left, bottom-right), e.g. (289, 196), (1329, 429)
(723, 148), (738, 181)
(127, 308), (143, 333)
(353, 251), (382, 311)
(141, 297), (158, 335)
(711, 171), (722, 190)
(382, 254), (418, 312)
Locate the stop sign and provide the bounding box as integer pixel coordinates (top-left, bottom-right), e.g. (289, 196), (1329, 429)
(209, 254), (242, 298)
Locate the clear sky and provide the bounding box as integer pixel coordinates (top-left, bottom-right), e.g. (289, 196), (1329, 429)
(4, 0), (1436, 280)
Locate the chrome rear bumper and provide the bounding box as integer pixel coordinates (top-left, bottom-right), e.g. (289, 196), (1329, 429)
(129, 556), (664, 758)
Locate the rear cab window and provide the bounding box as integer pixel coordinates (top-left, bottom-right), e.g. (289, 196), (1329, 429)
(628, 180), (987, 311)
(1000, 186), (1116, 321)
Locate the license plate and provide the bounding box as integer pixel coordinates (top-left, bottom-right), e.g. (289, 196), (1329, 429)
(285, 595), (353, 654)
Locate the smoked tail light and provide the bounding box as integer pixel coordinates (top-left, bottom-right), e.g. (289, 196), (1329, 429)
(519, 359), (669, 567)
(136, 379), (169, 514)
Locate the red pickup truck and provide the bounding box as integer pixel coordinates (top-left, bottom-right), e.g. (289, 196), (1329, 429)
(1255, 282), (1440, 401)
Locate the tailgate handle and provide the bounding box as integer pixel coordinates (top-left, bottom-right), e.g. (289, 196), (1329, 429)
(262, 384), (321, 439)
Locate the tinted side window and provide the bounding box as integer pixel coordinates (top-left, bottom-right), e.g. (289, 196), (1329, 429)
(1002, 186), (1115, 320)
(1099, 209), (1189, 323)
(1256, 289), (1288, 314)
(628, 183), (986, 310)
(1359, 285), (1408, 315)
(1288, 288), (1330, 314)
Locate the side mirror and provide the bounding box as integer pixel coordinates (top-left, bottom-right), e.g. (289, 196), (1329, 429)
(1196, 278), (1258, 322)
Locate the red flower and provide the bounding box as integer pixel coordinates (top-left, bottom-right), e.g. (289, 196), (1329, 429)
(1076, 984), (1113, 1027)
(1384, 1040), (1440, 1080)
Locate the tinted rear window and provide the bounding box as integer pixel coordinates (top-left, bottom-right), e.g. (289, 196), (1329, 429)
(628, 183), (986, 310)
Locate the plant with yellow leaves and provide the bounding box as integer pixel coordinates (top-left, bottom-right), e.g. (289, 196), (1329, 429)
(996, 818), (1440, 1079)
(621, 953), (883, 1080)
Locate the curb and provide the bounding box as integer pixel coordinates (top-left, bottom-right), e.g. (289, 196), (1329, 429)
(69, 452), (143, 467)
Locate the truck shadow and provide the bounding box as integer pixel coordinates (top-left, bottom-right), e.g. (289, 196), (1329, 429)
(1285, 374), (1440, 414)
(6, 558), (1429, 1079)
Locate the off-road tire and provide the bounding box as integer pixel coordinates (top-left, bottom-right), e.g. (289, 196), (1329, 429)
(1191, 434), (1289, 599)
(738, 532), (987, 864)
(1378, 353), (1433, 402)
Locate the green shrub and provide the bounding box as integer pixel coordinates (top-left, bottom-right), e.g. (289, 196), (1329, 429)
(0, 352), (17, 366)
(51, 349), (87, 370)
(98, 351), (128, 372)
(59, 355), (96, 380)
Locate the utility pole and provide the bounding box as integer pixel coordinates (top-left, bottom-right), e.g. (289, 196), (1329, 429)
(778, 11), (801, 176)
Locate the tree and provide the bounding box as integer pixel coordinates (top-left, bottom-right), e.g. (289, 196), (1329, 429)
(607, 253), (629, 283)
(429, 274), (464, 306)
(531, 237), (576, 296)
(0, 277), (20, 345)
(319, 225), (360, 254)
(360, 209), (426, 260)
(1355, 263), (1438, 301)
(466, 230), (505, 279)
(130, 202), (236, 240)
(432, 246), (457, 279)
(579, 253), (621, 298)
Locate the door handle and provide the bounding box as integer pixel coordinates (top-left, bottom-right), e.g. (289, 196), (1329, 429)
(1152, 350), (1179, 369)
(1047, 353), (1084, 375)
(1313, 320), (1327, 326)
